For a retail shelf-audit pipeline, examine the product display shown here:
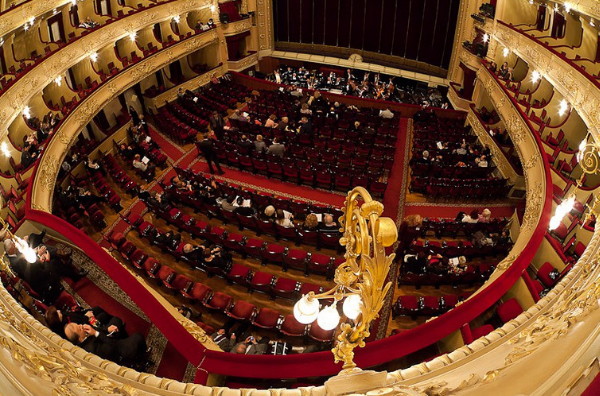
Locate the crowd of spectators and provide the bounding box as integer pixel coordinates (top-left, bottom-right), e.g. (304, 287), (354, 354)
(21, 111), (61, 168)
(265, 65), (450, 108)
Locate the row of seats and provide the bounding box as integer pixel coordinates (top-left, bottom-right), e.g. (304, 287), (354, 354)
(106, 233), (336, 343)
(392, 294), (466, 317)
(410, 239), (511, 258)
(398, 262), (496, 287)
(410, 176), (511, 199)
(420, 217), (509, 238)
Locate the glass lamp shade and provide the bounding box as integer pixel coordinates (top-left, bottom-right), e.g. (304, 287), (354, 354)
(548, 216), (561, 231)
(14, 236), (37, 263)
(317, 303), (340, 331)
(293, 295), (320, 324)
(342, 294), (363, 320)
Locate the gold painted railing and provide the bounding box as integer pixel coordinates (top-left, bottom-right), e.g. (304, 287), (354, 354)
(227, 52), (259, 72)
(0, 0), (212, 141)
(31, 30), (219, 212)
(221, 17), (252, 37)
(484, 19), (600, 140)
(0, 0), (72, 38)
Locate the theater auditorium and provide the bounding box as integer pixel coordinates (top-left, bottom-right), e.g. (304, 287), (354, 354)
(0, 0), (597, 394)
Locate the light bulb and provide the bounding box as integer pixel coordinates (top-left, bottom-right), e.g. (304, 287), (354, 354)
(54, 76), (62, 86)
(173, 15), (180, 23)
(342, 294), (363, 320)
(0, 142), (9, 157)
(14, 236), (37, 264)
(90, 53), (98, 62)
(502, 47), (510, 57)
(23, 106), (31, 119)
(531, 70), (540, 83)
(564, 2), (572, 13)
(549, 216), (561, 231)
(129, 32), (137, 42)
(210, 5), (216, 12)
(293, 295), (319, 324)
(317, 303), (340, 331)
(558, 99), (569, 116)
(482, 33), (490, 43)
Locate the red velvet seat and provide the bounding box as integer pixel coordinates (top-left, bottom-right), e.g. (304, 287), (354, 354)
(108, 232), (126, 249)
(226, 263), (251, 286)
(318, 232), (342, 252)
(118, 240), (136, 258)
(283, 249), (308, 273)
(236, 214), (257, 230)
(190, 220), (209, 238)
(157, 266), (176, 288)
(226, 300), (257, 321)
(248, 271), (275, 294)
(572, 241), (586, 259)
(243, 238), (265, 258)
(421, 296), (441, 316)
(537, 262), (559, 288)
(394, 295), (422, 316)
(169, 274), (192, 292)
(308, 322), (335, 343)
(261, 243), (287, 265)
(275, 224), (299, 242)
(130, 249), (148, 269)
(207, 226), (227, 244)
(222, 232), (245, 252)
(306, 253), (333, 276)
(203, 291), (233, 311)
(497, 298), (523, 323)
(441, 294), (459, 311)
(299, 282), (323, 296)
(472, 324), (495, 339)
(182, 282), (212, 302)
(272, 277), (300, 299)
(550, 222), (568, 243)
(279, 314), (307, 337)
(251, 308), (282, 330)
(256, 219), (277, 236)
(54, 291), (80, 312)
(196, 321), (215, 335)
(143, 257), (161, 278)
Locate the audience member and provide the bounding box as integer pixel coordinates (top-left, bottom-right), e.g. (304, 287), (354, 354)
(267, 138), (285, 157)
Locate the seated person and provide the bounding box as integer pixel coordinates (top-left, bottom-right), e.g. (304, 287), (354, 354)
(202, 245), (228, 269)
(132, 154), (155, 178)
(460, 210), (480, 223)
(404, 251), (427, 274)
(262, 205), (276, 221)
(64, 322), (150, 370)
(254, 134), (267, 153)
(182, 243), (205, 263)
(319, 214), (339, 233)
(211, 328), (236, 352)
(302, 213), (319, 231)
(478, 208), (492, 223)
(231, 336), (270, 355)
(275, 209), (294, 228)
(46, 305), (127, 339)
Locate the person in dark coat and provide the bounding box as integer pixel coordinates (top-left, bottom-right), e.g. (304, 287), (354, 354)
(129, 105), (140, 125)
(197, 132), (224, 174)
(64, 322), (148, 368)
(209, 111), (225, 139)
(46, 306), (128, 339)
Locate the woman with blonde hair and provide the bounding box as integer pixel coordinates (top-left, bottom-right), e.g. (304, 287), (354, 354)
(265, 114), (278, 128)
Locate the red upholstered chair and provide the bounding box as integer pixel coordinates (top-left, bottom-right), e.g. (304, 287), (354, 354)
(54, 291), (80, 312)
(497, 298), (523, 323)
(236, 214), (258, 230)
(168, 274), (192, 293)
(537, 262), (560, 288)
(118, 240), (136, 258)
(226, 300), (257, 321)
(256, 219), (277, 236)
(441, 294), (459, 311)
(222, 232), (245, 253)
(261, 243), (287, 266)
(279, 314), (307, 337)
(157, 266), (176, 288)
(275, 224), (299, 243)
(394, 295), (422, 317)
(203, 292), (233, 312)
(471, 324), (495, 339)
(550, 222), (568, 243)
(143, 257), (161, 278)
(248, 271), (275, 294)
(307, 253), (334, 277)
(283, 249), (308, 273)
(272, 277), (300, 300)
(226, 263), (251, 287)
(182, 282), (212, 302)
(298, 229), (319, 246)
(196, 321), (215, 335)
(421, 296), (441, 316)
(206, 226), (227, 244)
(572, 241), (586, 260)
(308, 322), (335, 343)
(107, 232), (125, 250)
(299, 282), (323, 296)
(130, 249), (148, 269)
(318, 232), (342, 252)
(243, 238), (265, 258)
(190, 220), (210, 239)
(251, 308), (282, 330)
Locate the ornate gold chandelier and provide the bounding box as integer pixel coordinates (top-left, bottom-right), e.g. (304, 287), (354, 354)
(293, 187), (397, 373)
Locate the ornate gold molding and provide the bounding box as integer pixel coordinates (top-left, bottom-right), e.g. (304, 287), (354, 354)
(446, 85), (472, 111)
(31, 30), (218, 212)
(256, 0), (274, 51)
(552, 0), (600, 22)
(227, 52), (258, 72)
(0, 0), (72, 38)
(458, 47), (482, 71)
(0, 0), (213, 141)
(485, 20), (600, 141)
(447, 0), (479, 81)
(221, 18), (252, 37)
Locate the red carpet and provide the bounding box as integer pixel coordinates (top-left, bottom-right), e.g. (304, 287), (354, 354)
(403, 203), (517, 218)
(148, 127), (185, 161)
(190, 160), (346, 207)
(382, 118), (409, 219)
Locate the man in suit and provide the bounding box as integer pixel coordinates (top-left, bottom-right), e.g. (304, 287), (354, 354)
(297, 117), (313, 135)
(197, 132), (224, 174)
(267, 138), (285, 157)
(64, 322), (149, 368)
(209, 111), (225, 139)
(231, 336), (270, 355)
(211, 328), (236, 352)
(46, 306), (128, 339)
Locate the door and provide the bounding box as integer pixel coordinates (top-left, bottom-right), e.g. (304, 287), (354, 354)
(47, 14), (64, 42)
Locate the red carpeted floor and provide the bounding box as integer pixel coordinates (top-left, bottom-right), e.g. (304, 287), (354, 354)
(190, 159), (347, 207)
(148, 127), (185, 161)
(382, 118), (409, 219)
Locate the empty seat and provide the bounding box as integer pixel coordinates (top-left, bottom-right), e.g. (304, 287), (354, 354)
(248, 271), (275, 294)
(226, 300), (257, 321)
(182, 282), (212, 302)
(497, 298), (523, 323)
(251, 308), (282, 330)
(272, 277), (299, 300)
(279, 314), (307, 337)
(203, 291), (233, 311)
(308, 322), (335, 343)
(537, 262), (560, 288)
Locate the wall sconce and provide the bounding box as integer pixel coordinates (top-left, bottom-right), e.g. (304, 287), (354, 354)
(89, 52), (98, 62)
(503, 47), (510, 57)
(0, 142), (10, 157)
(22, 106), (31, 119)
(531, 70), (541, 83)
(129, 32), (137, 42)
(558, 99), (569, 116)
(549, 196), (575, 230)
(564, 2), (572, 13)
(54, 76), (62, 86)
(482, 33), (490, 43)
(210, 5), (216, 13)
